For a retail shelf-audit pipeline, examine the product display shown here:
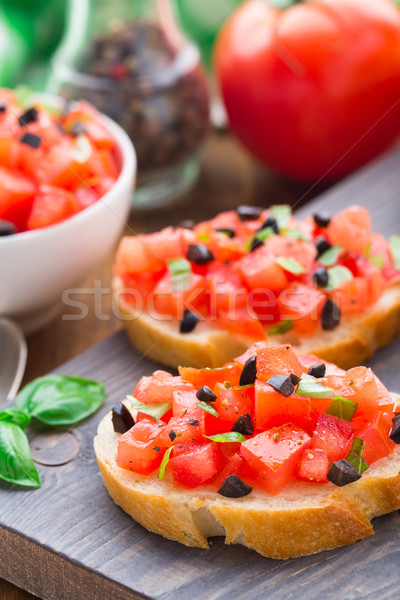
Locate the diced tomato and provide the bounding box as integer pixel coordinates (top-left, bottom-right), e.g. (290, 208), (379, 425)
(235, 341), (269, 366)
(375, 376), (395, 415)
(0, 138), (20, 168)
(311, 414), (354, 463)
(27, 186), (80, 230)
(297, 448), (329, 482)
(178, 362), (242, 389)
(298, 354), (346, 376)
(355, 253), (386, 304)
(158, 413), (205, 447)
(248, 290), (280, 325)
(255, 344), (303, 383)
(278, 283), (326, 335)
(344, 367), (380, 421)
(75, 186), (98, 209)
(255, 380), (315, 433)
(241, 424), (311, 495)
(206, 263), (247, 315)
(215, 452), (244, 488)
(117, 417), (168, 475)
(358, 411), (395, 466)
(332, 277), (369, 315)
(0, 166), (36, 216)
(209, 232), (247, 263)
(168, 442), (223, 488)
(236, 245), (289, 291)
(368, 233), (400, 283)
(31, 137), (93, 190)
(172, 389), (199, 417)
(204, 383), (253, 435)
(326, 205), (371, 254)
(133, 371), (194, 405)
(115, 236), (165, 275)
(152, 272), (206, 318)
(62, 100), (116, 149)
(217, 307), (266, 340)
(266, 236), (317, 272)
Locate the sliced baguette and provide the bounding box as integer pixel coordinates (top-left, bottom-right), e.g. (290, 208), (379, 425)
(94, 395), (400, 559)
(113, 276), (400, 370)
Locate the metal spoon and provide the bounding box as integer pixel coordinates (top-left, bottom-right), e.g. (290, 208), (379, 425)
(0, 317), (27, 402)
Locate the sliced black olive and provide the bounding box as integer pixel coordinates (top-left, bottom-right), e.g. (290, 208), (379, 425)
(153, 446), (160, 452)
(313, 213), (331, 228)
(0, 220), (16, 236)
(231, 413), (254, 436)
(196, 385), (217, 403)
(178, 219), (195, 230)
(307, 363), (326, 378)
(236, 204), (263, 221)
(0, 104), (6, 114)
(215, 227), (235, 238)
(239, 354), (257, 386)
(169, 430), (177, 442)
(186, 243), (214, 265)
(217, 474), (253, 498)
(70, 121), (87, 137)
(187, 418), (200, 426)
(321, 298), (340, 331)
(267, 374), (294, 397)
(249, 237), (264, 253)
(112, 402), (135, 433)
(289, 373), (300, 386)
(327, 459), (362, 487)
(389, 414), (400, 444)
(19, 133), (41, 149)
(180, 310), (199, 334)
(313, 266), (329, 288)
(18, 107), (38, 127)
(259, 216), (279, 235)
(315, 235), (332, 258)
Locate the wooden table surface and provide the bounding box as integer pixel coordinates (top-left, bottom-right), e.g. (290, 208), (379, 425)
(1, 133), (323, 600)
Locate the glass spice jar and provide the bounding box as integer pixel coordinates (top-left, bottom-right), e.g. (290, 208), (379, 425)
(48, 0), (210, 208)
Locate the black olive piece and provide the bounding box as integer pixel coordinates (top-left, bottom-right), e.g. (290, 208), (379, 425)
(0, 220), (16, 236)
(178, 219), (195, 230)
(112, 402), (135, 433)
(196, 385), (217, 403)
(180, 310), (199, 334)
(249, 237), (264, 253)
(315, 235), (332, 258)
(217, 474), (253, 498)
(70, 121), (87, 137)
(321, 298), (340, 331)
(239, 354), (257, 386)
(169, 430), (177, 442)
(0, 104), (6, 113)
(307, 363), (326, 378)
(215, 227), (235, 238)
(259, 216), (279, 235)
(389, 414), (400, 444)
(187, 418), (200, 426)
(327, 459), (362, 487)
(289, 373), (300, 386)
(236, 204), (263, 221)
(313, 266), (329, 288)
(19, 133), (41, 149)
(186, 243), (215, 265)
(231, 413), (254, 436)
(313, 213), (331, 228)
(18, 107), (38, 127)
(267, 374), (295, 397)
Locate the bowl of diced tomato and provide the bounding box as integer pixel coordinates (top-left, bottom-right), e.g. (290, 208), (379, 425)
(0, 88), (136, 334)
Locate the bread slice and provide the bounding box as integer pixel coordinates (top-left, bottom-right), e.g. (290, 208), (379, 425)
(113, 276), (400, 370)
(94, 396), (400, 559)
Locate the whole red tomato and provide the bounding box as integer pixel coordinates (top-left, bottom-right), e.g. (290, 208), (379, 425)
(215, 0), (400, 182)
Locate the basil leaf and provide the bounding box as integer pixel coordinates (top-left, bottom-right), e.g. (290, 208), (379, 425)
(197, 401), (219, 418)
(0, 407), (31, 429)
(325, 396), (358, 421)
(366, 244), (385, 269)
(15, 84), (34, 108)
(0, 421), (40, 487)
(268, 319), (294, 336)
(16, 375), (105, 426)
(127, 395), (171, 421)
(326, 265), (353, 290)
(276, 257), (305, 275)
(296, 374), (334, 399)
(389, 235), (400, 270)
(158, 447), (173, 481)
(282, 228), (311, 242)
(167, 257), (191, 292)
(270, 204), (291, 228)
(318, 245), (343, 267)
(204, 432), (246, 443)
(245, 227), (274, 251)
(346, 437), (369, 474)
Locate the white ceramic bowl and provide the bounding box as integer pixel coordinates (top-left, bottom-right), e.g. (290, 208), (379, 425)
(0, 98), (136, 335)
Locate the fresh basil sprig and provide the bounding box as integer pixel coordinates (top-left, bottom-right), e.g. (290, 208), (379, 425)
(0, 422), (40, 487)
(126, 395), (171, 421)
(296, 374), (334, 399)
(204, 432), (246, 443)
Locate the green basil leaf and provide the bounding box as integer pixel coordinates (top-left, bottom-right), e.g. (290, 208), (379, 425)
(16, 375), (105, 426)
(318, 245), (343, 267)
(270, 204), (291, 228)
(389, 235), (400, 270)
(296, 374), (334, 399)
(0, 421), (40, 487)
(326, 265), (353, 290)
(167, 257), (191, 292)
(346, 437), (369, 474)
(127, 395), (171, 421)
(158, 446), (174, 480)
(204, 432), (246, 443)
(325, 396), (358, 421)
(0, 407), (31, 429)
(268, 319), (294, 336)
(245, 227), (274, 252)
(276, 257), (305, 275)
(197, 401), (219, 418)
(15, 84), (34, 108)
(282, 228), (311, 242)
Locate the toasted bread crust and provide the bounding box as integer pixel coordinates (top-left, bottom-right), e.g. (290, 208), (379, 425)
(114, 277), (400, 370)
(94, 397), (400, 559)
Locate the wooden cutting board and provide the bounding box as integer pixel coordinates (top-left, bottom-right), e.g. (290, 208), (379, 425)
(1, 147), (400, 600)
